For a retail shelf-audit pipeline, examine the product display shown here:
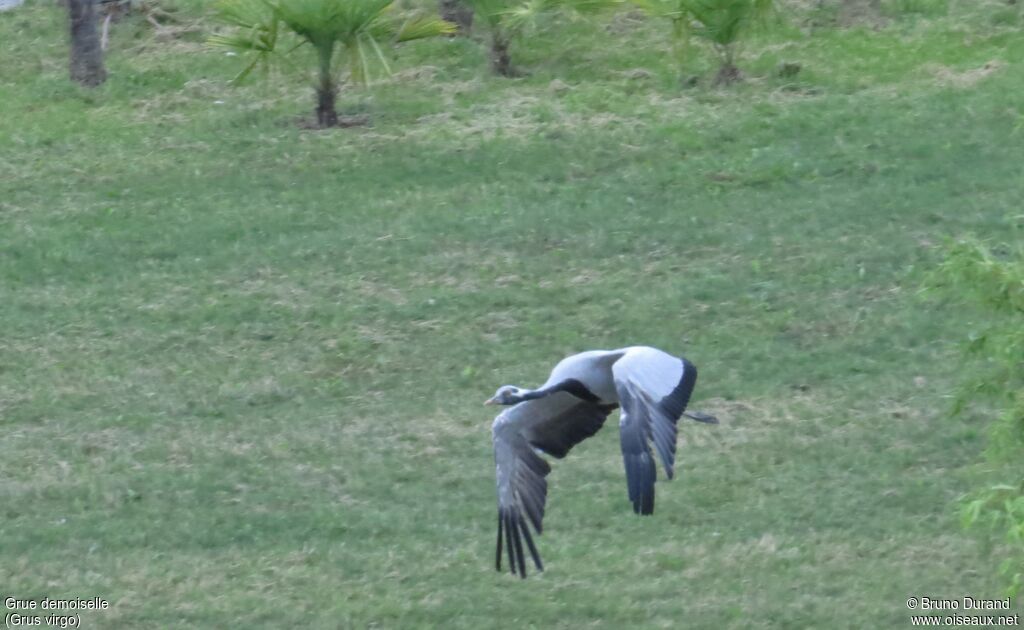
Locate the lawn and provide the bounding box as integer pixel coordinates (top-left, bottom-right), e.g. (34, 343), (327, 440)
(2, 0), (1023, 627)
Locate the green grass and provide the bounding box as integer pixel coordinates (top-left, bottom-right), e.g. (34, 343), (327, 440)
(2, 0), (1024, 627)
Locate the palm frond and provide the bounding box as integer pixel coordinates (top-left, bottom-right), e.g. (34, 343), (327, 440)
(345, 35), (374, 84)
(500, 0), (554, 34)
(393, 14), (457, 42)
(209, 0), (282, 83)
(498, 0), (618, 32)
(365, 31), (392, 78)
(208, 31), (270, 53)
(680, 0), (764, 47)
(230, 55), (265, 83)
(215, 0), (273, 29)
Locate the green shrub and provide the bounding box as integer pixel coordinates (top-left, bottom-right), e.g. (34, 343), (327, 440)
(460, 0), (616, 76)
(935, 239), (1024, 596)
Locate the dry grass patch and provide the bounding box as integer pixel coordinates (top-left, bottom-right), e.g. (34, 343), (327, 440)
(927, 59), (1005, 88)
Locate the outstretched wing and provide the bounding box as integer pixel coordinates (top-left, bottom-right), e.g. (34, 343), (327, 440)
(493, 420), (549, 579)
(612, 347), (697, 515)
(491, 393), (617, 577)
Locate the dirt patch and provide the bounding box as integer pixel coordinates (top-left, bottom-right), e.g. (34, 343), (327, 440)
(619, 68), (653, 81)
(390, 65), (440, 83)
(928, 60), (1004, 89)
(296, 114), (371, 130)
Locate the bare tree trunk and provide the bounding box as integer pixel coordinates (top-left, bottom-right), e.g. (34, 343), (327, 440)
(316, 86), (338, 128)
(713, 47), (741, 86)
(489, 30), (515, 77)
(439, 0), (472, 35)
(713, 62), (741, 86)
(68, 0), (106, 87)
(314, 46), (338, 128)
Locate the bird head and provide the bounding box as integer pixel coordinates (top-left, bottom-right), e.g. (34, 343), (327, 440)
(484, 385), (526, 406)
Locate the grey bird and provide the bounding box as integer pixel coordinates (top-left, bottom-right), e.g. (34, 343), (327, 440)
(485, 346), (718, 578)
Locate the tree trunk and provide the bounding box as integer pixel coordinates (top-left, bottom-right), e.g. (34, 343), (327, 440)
(712, 46), (741, 86)
(439, 0), (472, 35)
(713, 61), (741, 86)
(314, 45), (338, 128)
(489, 30), (515, 77)
(316, 86), (338, 128)
(68, 0), (106, 87)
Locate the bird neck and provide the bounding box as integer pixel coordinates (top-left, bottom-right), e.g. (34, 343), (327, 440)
(512, 389), (547, 404)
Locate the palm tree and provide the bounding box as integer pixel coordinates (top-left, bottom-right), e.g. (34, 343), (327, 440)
(460, 0), (614, 77)
(211, 0), (453, 127)
(456, 0), (523, 76)
(634, 0), (773, 85)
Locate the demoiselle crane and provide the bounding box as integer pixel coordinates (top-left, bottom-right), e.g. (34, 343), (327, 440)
(486, 346), (717, 578)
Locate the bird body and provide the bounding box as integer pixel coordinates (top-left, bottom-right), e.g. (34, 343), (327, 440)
(541, 349), (622, 402)
(486, 346), (717, 578)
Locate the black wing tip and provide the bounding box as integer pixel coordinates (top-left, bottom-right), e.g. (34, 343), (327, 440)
(624, 452), (657, 515)
(631, 502), (655, 515)
(497, 507), (544, 578)
(510, 515), (526, 578)
(657, 358), (698, 421)
(502, 510), (517, 576)
(519, 513), (544, 573)
(632, 491), (655, 515)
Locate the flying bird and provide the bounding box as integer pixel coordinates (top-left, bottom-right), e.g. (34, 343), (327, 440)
(486, 346), (717, 578)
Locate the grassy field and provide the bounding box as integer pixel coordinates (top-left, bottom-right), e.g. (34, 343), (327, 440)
(3, 0), (1024, 627)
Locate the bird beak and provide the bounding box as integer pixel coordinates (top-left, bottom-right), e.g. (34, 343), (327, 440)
(484, 398), (498, 406)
